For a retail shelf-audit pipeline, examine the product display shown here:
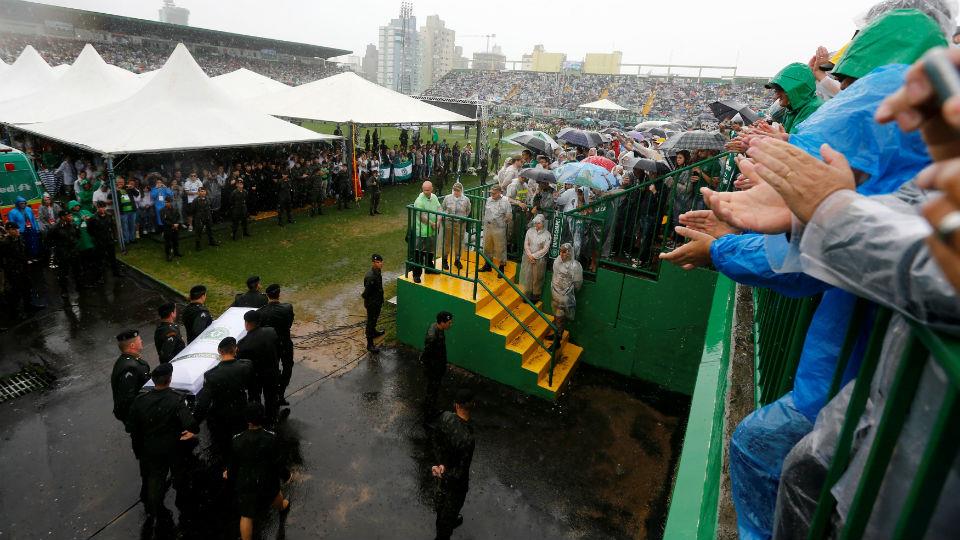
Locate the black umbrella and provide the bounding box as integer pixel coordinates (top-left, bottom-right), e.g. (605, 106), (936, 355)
(557, 127), (605, 148)
(519, 168), (556, 183)
(709, 100), (760, 124)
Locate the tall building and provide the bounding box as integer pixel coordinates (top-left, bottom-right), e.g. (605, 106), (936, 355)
(418, 15), (455, 93)
(377, 2), (419, 94)
(521, 45), (565, 72)
(453, 45), (469, 70)
(473, 45), (506, 71)
(158, 0), (189, 26)
(584, 51), (622, 75)
(362, 44), (378, 82)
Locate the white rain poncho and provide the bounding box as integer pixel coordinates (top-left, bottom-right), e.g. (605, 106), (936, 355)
(550, 244), (583, 320)
(518, 215), (551, 297)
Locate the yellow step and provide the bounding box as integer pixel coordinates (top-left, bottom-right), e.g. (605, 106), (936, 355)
(538, 341), (583, 393)
(506, 319), (557, 363)
(521, 331), (569, 376)
(504, 303), (549, 343)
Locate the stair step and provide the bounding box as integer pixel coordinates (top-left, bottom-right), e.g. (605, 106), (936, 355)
(503, 302), (549, 342)
(520, 331), (568, 376)
(538, 342), (583, 393)
(506, 320), (557, 362)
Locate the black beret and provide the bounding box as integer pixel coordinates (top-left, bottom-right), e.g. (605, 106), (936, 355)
(371, 254), (383, 262)
(243, 310), (261, 324)
(454, 388), (475, 406)
(265, 284), (281, 296)
(246, 275), (260, 288)
(437, 311), (454, 323)
(152, 362), (173, 377)
(116, 329), (139, 341)
(218, 337), (237, 350)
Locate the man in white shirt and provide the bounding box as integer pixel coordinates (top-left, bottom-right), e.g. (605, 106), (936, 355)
(183, 172), (203, 231)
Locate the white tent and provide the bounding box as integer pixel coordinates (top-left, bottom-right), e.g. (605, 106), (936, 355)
(256, 71), (473, 124)
(578, 98), (629, 111)
(144, 307), (253, 394)
(52, 64), (70, 75)
(0, 44), (142, 125)
(17, 43), (338, 155)
(213, 68), (289, 101)
(0, 46), (58, 103)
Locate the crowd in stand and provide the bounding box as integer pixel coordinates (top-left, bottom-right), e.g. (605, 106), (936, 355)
(0, 34), (345, 85)
(423, 69), (769, 123)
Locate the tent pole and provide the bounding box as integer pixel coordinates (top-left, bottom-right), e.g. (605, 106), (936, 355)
(106, 155), (125, 253)
(350, 122), (361, 200)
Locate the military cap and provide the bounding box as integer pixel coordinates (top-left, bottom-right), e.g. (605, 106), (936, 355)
(371, 254), (383, 262)
(116, 329), (139, 342)
(265, 283), (281, 296)
(246, 275), (261, 288)
(454, 388), (475, 406)
(437, 311), (454, 323)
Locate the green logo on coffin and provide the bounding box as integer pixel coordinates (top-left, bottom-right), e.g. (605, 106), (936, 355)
(200, 326), (230, 341)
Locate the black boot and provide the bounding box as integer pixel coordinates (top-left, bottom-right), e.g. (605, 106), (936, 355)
(366, 338), (380, 353)
(497, 264), (505, 278)
(479, 264), (492, 272)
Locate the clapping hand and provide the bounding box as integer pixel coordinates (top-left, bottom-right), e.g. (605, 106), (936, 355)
(659, 227), (715, 270)
(679, 209), (741, 238)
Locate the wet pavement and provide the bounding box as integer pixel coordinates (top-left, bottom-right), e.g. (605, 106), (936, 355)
(0, 270), (690, 540)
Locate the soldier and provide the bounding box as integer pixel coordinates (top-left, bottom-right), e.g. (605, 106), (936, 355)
(275, 171), (294, 226)
(230, 179), (251, 240)
(423, 311), (454, 419)
(362, 254), (385, 353)
(194, 337), (254, 462)
(336, 163), (353, 210)
(48, 211), (81, 299)
(154, 302), (186, 364)
(232, 275), (268, 308)
(309, 158), (327, 217)
(111, 329), (151, 423)
(89, 201), (123, 278)
(431, 389), (477, 540)
(238, 310), (281, 422)
(227, 402), (291, 540)
(124, 363), (198, 531)
(366, 169), (382, 216)
(180, 285), (213, 343)
(160, 199), (182, 262)
(191, 186), (219, 250)
(258, 284), (295, 405)
(0, 222), (32, 318)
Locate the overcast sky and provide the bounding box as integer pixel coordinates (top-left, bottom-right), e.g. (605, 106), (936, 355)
(38, 0), (936, 76)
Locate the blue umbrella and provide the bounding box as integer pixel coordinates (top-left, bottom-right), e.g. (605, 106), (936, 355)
(556, 162), (617, 190)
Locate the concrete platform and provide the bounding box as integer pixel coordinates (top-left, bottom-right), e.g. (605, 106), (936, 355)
(0, 270), (689, 540)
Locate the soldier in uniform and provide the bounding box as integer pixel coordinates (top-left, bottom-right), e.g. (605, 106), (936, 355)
(227, 402), (291, 540)
(124, 363), (198, 531)
(423, 311), (454, 420)
(275, 171), (295, 226)
(89, 201), (122, 278)
(238, 310), (282, 422)
(154, 302), (186, 364)
(0, 222), (32, 318)
(336, 163), (353, 210)
(362, 254), (385, 353)
(194, 337), (254, 462)
(366, 169), (382, 216)
(232, 275), (268, 308)
(180, 285), (213, 343)
(431, 389), (477, 540)
(190, 186), (219, 250)
(48, 211), (81, 299)
(109, 329), (152, 513)
(160, 199), (182, 262)
(230, 179), (251, 240)
(257, 284), (295, 405)
(308, 158), (326, 217)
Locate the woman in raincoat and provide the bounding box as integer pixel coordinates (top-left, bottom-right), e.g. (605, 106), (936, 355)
(549, 243), (583, 342)
(518, 214), (551, 302)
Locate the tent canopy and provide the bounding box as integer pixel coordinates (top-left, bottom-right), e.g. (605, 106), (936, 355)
(0, 45), (57, 103)
(17, 43), (338, 155)
(256, 71), (474, 125)
(212, 68), (289, 101)
(578, 98), (629, 111)
(0, 44), (141, 125)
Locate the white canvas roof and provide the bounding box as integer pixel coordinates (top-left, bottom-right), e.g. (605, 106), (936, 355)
(579, 98), (629, 111)
(18, 43), (338, 155)
(0, 46), (58, 103)
(0, 44), (142, 125)
(213, 68), (289, 101)
(256, 71), (473, 125)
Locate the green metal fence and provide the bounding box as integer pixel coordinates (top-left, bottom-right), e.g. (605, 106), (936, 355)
(752, 288), (819, 407)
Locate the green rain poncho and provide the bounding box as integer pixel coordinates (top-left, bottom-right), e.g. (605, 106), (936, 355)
(832, 9), (947, 81)
(766, 63), (822, 134)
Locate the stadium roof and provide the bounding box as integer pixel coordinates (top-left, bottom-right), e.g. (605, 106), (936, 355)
(0, 44), (141, 125)
(0, 45), (58, 102)
(1, 0), (350, 59)
(579, 98), (629, 111)
(212, 68), (290, 101)
(256, 71), (474, 125)
(17, 44), (338, 155)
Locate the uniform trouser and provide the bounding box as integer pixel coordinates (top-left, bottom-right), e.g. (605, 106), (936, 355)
(278, 339), (294, 396)
(208, 418), (245, 465)
(163, 228), (180, 257)
(79, 248), (97, 283)
(277, 199), (292, 224)
(424, 365), (446, 417)
(141, 457), (187, 518)
(55, 258), (80, 295)
(338, 189), (352, 209)
(96, 242), (121, 276)
(310, 192), (324, 215)
(365, 303), (382, 340)
(435, 477), (469, 540)
(5, 274), (31, 314)
(412, 235), (437, 279)
(252, 370), (280, 420)
(368, 192), (380, 215)
(120, 211), (137, 244)
(231, 214), (249, 238)
(194, 218), (215, 248)
(441, 222), (464, 265)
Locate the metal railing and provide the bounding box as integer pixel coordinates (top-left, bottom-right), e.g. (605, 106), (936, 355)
(752, 288), (820, 407)
(406, 202), (561, 385)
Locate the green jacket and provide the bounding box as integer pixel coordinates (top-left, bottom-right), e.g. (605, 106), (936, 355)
(71, 209), (95, 251)
(413, 192), (442, 237)
(833, 9), (947, 81)
(767, 63), (822, 134)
